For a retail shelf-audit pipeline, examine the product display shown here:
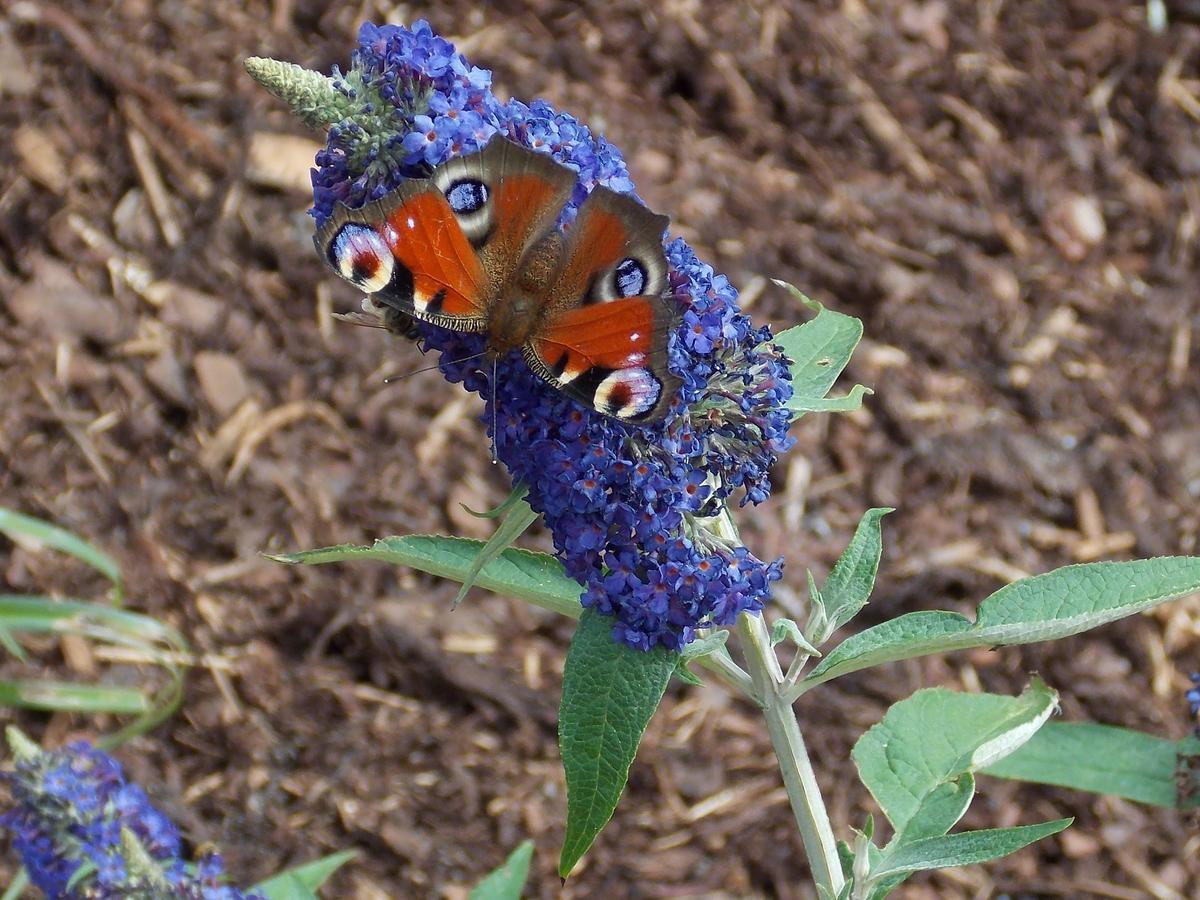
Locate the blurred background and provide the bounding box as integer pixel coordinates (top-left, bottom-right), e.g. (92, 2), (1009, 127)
(1, 1), (1199, 896)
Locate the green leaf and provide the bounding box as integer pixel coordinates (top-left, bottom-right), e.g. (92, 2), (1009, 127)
(836, 840), (855, 880)
(559, 610), (677, 877)
(454, 500), (540, 607)
(983, 722), (1199, 808)
(895, 773), (975, 845)
(799, 383), (873, 414)
(805, 557), (1200, 687)
(469, 841), (534, 900)
(270, 536), (583, 618)
(771, 618), (820, 656)
(810, 508), (892, 643)
(0, 508), (123, 601)
(460, 482), (530, 520)
(255, 849), (357, 898)
(872, 819), (1072, 879)
(675, 632), (729, 686)
(852, 682), (1057, 834)
(679, 631), (729, 662)
(771, 282), (868, 418)
(256, 874), (319, 900)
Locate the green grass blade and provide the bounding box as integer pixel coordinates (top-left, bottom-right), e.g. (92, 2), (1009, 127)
(0, 680), (150, 714)
(0, 508), (123, 600)
(0, 595), (190, 749)
(0, 869), (29, 900)
(0, 625), (28, 661)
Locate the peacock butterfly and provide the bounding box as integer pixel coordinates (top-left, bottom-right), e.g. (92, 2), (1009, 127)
(314, 137), (681, 422)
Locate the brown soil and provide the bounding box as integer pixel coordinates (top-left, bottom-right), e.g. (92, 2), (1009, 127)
(2, 1), (1199, 897)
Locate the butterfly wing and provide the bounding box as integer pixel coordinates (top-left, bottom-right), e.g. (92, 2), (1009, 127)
(525, 295), (680, 421)
(526, 186), (681, 422)
(314, 138), (576, 332)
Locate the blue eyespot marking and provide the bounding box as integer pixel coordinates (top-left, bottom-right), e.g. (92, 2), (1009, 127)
(614, 258), (647, 298)
(446, 179), (489, 214)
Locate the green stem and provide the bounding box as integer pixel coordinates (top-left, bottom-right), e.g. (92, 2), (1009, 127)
(696, 646), (756, 698)
(737, 611), (844, 896)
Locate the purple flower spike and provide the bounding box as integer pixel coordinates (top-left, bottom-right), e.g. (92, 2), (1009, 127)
(1, 733), (263, 899)
(317, 21), (796, 650)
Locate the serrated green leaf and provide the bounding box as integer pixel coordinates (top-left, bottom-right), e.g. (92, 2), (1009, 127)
(810, 508), (892, 643)
(255, 849), (357, 897)
(0, 508), (123, 601)
(270, 535), (583, 618)
(559, 610), (677, 877)
(871, 819), (1071, 879)
(771, 283), (867, 419)
(469, 841), (534, 900)
(852, 682), (1056, 834)
(454, 501), (540, 607)
(805, 557), (1200, 688)
(983, 722), (1197, 808)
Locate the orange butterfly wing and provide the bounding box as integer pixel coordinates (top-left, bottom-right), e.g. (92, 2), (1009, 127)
(315, 138), (576, 332)
(316, 185), (489, 329)
(524, 185), (680, 421)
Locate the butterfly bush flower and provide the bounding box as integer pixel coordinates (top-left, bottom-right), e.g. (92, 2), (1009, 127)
(1, 728), (261, 899)
(249, 21), (795, 650)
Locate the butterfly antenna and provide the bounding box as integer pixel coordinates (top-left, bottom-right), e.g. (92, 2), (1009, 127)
(382, 351), (487, 383)
(490, 357), (499, 465)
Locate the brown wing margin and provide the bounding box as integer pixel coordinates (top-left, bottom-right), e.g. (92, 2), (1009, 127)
(470, 138), (578, 294)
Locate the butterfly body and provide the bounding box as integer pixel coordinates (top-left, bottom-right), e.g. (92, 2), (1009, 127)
(317, 137), (681, 422)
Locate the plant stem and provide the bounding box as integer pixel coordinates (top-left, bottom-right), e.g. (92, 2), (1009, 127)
(737, 610), (845, 896)
(696, 646), (757, 698)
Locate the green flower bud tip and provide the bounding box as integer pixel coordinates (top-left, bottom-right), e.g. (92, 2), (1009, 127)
(5, 726), (41, 763)
(120, 827), (174, 891)
(243, 56), (353, 130)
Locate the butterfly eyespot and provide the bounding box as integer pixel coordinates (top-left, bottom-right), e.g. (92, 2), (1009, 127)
(614, 258), (648, 297)
(445, 179), (489, 214)
(594, 368), (661, 419)
(330, 224), (394, 294)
